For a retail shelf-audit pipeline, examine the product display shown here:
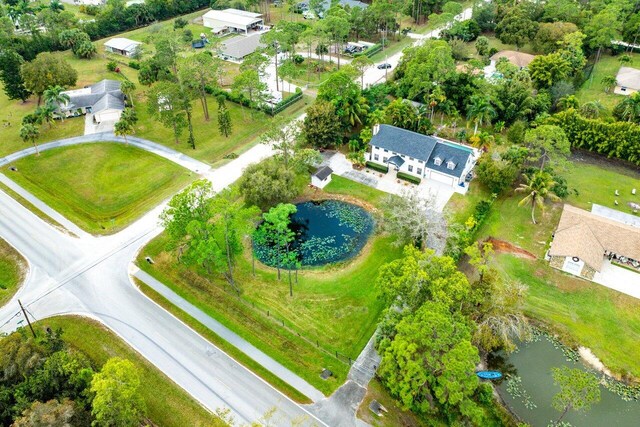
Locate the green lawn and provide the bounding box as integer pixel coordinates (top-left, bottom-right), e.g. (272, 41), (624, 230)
(40, 316), (219, 427)
(136, 178), (403, 396)
(323, 174), (389, 207)
(496, 254), (640, 380)
(4, 143), (194, 235)
(566, 159), (640, 214)
(575, 54), (630, 110)
(0, 239), (26, 306)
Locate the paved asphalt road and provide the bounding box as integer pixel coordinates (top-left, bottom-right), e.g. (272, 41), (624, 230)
(0, 134), (325, 426)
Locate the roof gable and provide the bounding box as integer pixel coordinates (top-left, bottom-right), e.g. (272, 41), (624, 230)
(369, 124), (472, 177)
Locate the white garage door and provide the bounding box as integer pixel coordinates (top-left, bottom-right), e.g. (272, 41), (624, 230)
(429, 171), (454, 186)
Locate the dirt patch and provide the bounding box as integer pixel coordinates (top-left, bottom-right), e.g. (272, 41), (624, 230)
(487, 238), (536, 260)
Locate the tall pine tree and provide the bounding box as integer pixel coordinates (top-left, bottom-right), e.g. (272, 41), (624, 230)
(217, 95), (232, 138)
(0, 50), (31, 102)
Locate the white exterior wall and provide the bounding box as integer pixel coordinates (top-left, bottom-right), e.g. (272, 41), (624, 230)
(369, 146), (426, 178)
(311, 175), (331, 189)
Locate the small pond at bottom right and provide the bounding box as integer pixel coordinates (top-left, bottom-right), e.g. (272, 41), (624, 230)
(493, 336), (640, 427)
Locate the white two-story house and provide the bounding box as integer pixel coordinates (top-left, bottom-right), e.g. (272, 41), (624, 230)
(367, 124), (478, 191)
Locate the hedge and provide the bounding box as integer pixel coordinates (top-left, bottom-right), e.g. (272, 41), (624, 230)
(366, 161), (389, 173)
(549, 109), (640, 165)
(205, 86), (303, 116)
(397, 171), (421, 184)
(354, 44), (382, 58)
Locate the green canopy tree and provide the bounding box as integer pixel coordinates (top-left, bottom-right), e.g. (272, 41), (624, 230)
(160, 180), (214, 244)
(495, 7), (538, 50)
(90, 358), (146, 427)
(528, 52), (571, 89)
(0, 49), (31, 102)
(377, 300), (481, 422)
(376, 245), (471, 312)
(523, 124), (571, 171)
(239, 158), (300, 210)
(21, 53), (77, 105)
(551, 366), (601, 424)
(146, 81), (188, 144)
(303, 100), (343, 148)
(351, 55), (374, 90)
(259, 203), (297, 286)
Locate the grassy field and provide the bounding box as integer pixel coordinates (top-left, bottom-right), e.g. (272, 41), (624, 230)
(0, 239), (26, 306)
(136, 177), (402, 395)
(566, 157), (640, 214)
(445, 157), (640, 381)
(4, 143), (194, 234)
(40, 316), (219, 427)
(575, 54), (630, 110)
(496, 254), (640, 380)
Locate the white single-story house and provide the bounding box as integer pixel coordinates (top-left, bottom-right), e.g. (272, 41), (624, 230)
(614, 66), (640, 95)
(484, 50), (536, 80)
(366, 124), (478, 189)
(311, 166), (333, 189)
(548, 204), (640, 280)
(56, 79), (125, 124)
(104, 37), (142, 57)
(203, 9), (264, 35)
(219, 33), (265, 62)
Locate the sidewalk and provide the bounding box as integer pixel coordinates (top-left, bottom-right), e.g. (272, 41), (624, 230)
(132, 268), (326, 403)
(0, 173), (91, 239)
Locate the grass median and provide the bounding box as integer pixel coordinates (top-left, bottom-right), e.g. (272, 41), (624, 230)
(4, 143), (194, 235)
(0, 239), (26, 306)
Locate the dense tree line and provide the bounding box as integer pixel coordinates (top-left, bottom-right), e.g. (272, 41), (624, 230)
(0, 328), (145, 426)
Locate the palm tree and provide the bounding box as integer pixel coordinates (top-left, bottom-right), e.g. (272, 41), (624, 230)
(556, 95), (579, 111)
(579, 100), (606, 119)
(20, 123), (40, 156)
(338, 93), (368, 128)
(467, 95), (496, 135)
(114, 108), (137, 145)
(601, 74), (617, 93)
(35, 105), (56, 129)
(43, 85), (70, 122)
(618, 92), (640, 123)
(516, 171), (559, 224)
(120, 80), (136, 108)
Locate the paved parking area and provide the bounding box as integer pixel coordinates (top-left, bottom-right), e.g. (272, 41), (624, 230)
(323, 152), (455, 212)
(593, 260), (640, 299)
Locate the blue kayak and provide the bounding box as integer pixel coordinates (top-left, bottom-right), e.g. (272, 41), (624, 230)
(476, 371), (503, 380)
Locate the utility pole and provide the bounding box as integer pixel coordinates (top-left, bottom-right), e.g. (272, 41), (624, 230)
(18, 300), (36, 338)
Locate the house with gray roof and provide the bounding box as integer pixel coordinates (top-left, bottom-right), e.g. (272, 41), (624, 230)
(219, 33), (265, 62)
(367, 124), (479, 189)
(57, 79), (125, 124)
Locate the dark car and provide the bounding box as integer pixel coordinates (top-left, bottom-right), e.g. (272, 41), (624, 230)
(377, 63), (392, 69)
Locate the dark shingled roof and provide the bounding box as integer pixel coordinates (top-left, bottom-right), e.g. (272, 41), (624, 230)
(370, 125), (472, 178)
(313, 166), (333, 180)
(387, 155), (405, 168)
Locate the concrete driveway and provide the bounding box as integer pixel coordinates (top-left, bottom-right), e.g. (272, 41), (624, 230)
(593, 259), (640, 299)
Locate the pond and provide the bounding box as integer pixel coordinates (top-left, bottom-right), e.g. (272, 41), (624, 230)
(254, 200), (375, 267)
(492, 334), (640, 427)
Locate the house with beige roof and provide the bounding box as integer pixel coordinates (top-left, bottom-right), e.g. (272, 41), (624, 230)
(614, 66), (640, 95)
(484, 50), (536, 81)
(548, 204), (640, 280)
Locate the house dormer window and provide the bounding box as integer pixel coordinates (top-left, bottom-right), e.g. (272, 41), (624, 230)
(447, 161), (456, 170)
(434, 157), (442, 166)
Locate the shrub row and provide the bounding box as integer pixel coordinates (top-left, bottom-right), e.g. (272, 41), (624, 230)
(365, 161), (389, 173)
(354, 44), (382, 58)
(397, 171), (422, 184)
(549, 109), (640, 166)
(205, 86), (303, 116)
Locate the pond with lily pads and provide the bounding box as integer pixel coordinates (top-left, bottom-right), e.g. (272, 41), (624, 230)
(254, 200), (375, 267)
(492, 332), (640, 427)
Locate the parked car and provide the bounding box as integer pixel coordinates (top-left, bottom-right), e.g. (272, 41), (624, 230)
(377, 63), (392, 69)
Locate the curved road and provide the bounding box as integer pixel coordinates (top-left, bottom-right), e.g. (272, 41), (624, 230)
(0, 132), (326, 426)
